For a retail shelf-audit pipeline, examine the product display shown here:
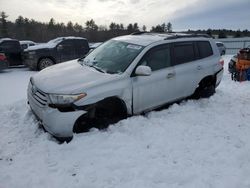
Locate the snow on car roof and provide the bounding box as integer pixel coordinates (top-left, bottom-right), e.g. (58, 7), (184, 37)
(26, 36), (87, 51)
(114, 34), (167, 46)
(20, 40), (36, 45)
(0, 38), (18, 43)
(114, 33), (208, 46)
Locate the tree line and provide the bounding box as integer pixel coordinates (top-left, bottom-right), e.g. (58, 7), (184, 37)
(0, 11), (249, 42)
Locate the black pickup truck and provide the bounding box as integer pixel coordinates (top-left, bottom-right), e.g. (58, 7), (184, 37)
(23, 37), (90, 70)
(0, 38), (23, 66)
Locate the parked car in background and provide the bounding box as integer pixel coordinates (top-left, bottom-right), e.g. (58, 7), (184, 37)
(0, 52), (8, 71)
(216, 41), (226, 55)
(28, 33), (223, 141)
(23, 36), (90, 70)
(0, 38), (23, 66)
(20, 40), (36, 50)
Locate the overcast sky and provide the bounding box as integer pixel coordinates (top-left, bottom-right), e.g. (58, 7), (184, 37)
(0, 0), (249, 30)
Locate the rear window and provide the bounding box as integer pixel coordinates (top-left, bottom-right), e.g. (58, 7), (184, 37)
(173, 42), (196, 65)
(197, 41), (213, 58)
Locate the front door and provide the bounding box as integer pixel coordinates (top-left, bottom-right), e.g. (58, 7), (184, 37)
(132, 44), (177, 114)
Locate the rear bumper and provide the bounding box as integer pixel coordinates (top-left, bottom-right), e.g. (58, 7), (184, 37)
(27, 82), (87, 138)
(215, 68), (224, 87)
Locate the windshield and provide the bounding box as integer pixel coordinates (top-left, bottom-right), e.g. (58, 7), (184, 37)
(80, 40), (144, 74)
(48, 38), (62, 44)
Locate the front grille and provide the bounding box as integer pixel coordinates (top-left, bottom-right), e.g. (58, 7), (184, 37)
(29, 82), (48, 107)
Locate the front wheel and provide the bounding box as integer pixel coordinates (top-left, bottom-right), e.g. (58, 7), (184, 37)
(38, 58), (54, 70)
(73, 99), (127, 133)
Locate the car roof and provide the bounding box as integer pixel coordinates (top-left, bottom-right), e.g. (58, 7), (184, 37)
(0, 38), (19, 43)
(49, 36), (87, 42)
(114, 32), (211, 46)
(20, 40), (36, 44)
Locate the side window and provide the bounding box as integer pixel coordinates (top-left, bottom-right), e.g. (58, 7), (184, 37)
(60, 40), (73, 49)
(74, 39), (89, 54)
(139, 45), (171, 71)
(197, 41), (213, 58)
(173, 42), (196, 65)
(216, 43), (223, 47)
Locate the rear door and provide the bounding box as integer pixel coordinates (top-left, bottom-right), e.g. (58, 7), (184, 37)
(132, 44), (177, 113)
(57, 39), (76, 62)
(0, 41), (22, 66)
(74, 39), (89, 59)
(171, 41), (208, 98)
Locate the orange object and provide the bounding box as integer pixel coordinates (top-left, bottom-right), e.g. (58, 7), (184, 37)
(236, 48), (250, 71)
(236, 59), (250, 70)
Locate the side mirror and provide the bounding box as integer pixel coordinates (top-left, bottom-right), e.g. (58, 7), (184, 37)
(57, 44), (63, 51)
(135, 65), (152, 76)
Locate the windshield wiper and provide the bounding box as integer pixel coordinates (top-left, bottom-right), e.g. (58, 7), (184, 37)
(77, 56), (86, 62)
(88, 64), (105, 73)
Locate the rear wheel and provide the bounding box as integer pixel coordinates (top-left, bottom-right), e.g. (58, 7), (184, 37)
(192, 78), (215, 99)
(38, 58), (54, 70)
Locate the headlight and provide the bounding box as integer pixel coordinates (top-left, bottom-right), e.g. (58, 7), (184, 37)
(48, 93), (87, 105)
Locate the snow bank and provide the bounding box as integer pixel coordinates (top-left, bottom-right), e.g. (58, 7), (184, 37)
(0, 68), (35, 105)
(0, 56), (250, 188)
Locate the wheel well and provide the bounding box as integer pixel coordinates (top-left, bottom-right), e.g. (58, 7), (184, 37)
(73, 97), (128, 133)
(37, 56), (56, 68)
(95, 97), (128, 116)
(198, 75), (216, 88)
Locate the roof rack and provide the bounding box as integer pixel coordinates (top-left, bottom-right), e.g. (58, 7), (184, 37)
(130, 31), (149, 35)
(164, 33), (212, 40)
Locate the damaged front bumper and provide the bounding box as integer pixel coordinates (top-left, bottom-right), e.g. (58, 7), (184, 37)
(27, 82), (87, 138)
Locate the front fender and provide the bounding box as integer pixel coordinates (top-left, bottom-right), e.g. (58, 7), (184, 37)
(74, 79), (133, 114)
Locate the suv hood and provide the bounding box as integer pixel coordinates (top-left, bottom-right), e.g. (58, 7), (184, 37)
(32, 60), (118, 94)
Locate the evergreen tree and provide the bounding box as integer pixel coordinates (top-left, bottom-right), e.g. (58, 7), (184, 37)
(0, 12), (9, 37)
(206, 28), (212, 36)
(133, 23), (139, 32)
(166, 22), (172, 32)
(127, 23), (133, 33)
(218, 30), (227, 38)
(151, 25), (164, 32)
(85, 19), (98, 31)
(234, 30), (241, 38)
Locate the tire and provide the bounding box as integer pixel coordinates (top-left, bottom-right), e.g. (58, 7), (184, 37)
(73, 99), (127, 133)
(192, 82), (215, 99)
(38, 58), (54, 70)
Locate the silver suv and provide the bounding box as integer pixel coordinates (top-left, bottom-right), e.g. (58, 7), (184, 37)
(27, 33), (224, 141)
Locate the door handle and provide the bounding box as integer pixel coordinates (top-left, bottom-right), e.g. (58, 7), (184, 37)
(197, 66), (202, 70)
(167, 72), (175, 79)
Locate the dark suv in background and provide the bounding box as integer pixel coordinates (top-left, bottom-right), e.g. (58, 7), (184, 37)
(23, 37), (90, 70)
(0, 38), (23, 66)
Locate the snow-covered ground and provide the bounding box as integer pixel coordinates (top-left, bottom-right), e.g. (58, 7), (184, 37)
(0, 56), (250, 188)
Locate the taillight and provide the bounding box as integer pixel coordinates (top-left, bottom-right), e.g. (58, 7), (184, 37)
(0, 53), (7, 61)
(219, 59), (224, 66)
